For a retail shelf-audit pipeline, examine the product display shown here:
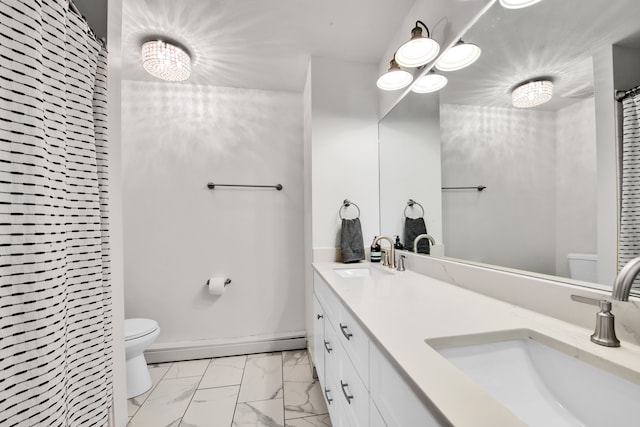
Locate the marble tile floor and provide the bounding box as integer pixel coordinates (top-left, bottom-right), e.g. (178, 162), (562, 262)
(127, 350), (332, 427)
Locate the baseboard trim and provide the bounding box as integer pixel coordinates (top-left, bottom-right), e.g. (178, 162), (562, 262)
(145, 332), (307, 363)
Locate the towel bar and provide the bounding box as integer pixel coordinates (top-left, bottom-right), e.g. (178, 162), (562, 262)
(441, 186), (486, 191)
(404, 199), (425, 218)
(339, 199), (360, 219)
(207, 182), (283, 191)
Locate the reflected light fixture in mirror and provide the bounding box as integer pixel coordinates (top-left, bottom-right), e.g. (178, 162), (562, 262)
(141, 40), (191, 82)
(395, 21), (440, 68)
(411, 71), (447, 93)
(435, 41), (481, 72)
(499, 0), (544, 9)
(512, 80), (553, 108)
(377, 58), (413, 90)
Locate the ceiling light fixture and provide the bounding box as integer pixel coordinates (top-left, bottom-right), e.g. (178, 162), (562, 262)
(376, 58), (413, 91)
(512, 80), (553, 108)
(411, 71), (448, 93)
(395, 21), (440, 68)
(499, 0), (544, 9)
(141, 40), (191, 82)
(435, 40), (482, 72)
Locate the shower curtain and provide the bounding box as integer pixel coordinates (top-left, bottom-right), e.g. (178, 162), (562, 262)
(620, 93), (640, 288)
(0, 0), (112, 425)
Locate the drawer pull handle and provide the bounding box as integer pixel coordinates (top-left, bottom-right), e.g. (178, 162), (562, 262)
(324, 388), (333, 405)
(340, 380), (354, 404)
(340, 323), (353, 340)
(317, 313), (324, 320)
(324, 340), (333, 353)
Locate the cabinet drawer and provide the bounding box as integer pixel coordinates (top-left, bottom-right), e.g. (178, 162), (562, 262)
(314, 271), (370, 388)
(311, 295), (325, 381)
(335, 348), (369, 427)
(314, 271), (339, 322)
(370, 399), (388, 427)
(370, 342), (443, 427)
(324, 361), (341, 425)
(333, 303), (369, 388)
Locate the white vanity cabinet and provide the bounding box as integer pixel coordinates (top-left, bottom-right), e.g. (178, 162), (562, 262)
(313, 271), (369, 426)
(312, 270), (443, 427)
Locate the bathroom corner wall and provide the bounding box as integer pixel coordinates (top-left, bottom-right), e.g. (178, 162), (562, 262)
(310, 57), (380, 255)
(121, 82), (305, 349)
(106, 0), (126, 424)
(555, 98), (598, 277)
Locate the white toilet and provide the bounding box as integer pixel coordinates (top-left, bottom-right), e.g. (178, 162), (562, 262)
(567, 253), (598, 282)
(125, 318), (160, 398)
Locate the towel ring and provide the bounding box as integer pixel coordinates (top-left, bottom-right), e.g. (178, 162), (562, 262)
(404, 199), (424, 219)
(339, 199), (360, 219)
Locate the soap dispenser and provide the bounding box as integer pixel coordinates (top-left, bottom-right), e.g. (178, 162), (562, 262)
(394, 235), (404, 251)
(370, 237), (381, 263)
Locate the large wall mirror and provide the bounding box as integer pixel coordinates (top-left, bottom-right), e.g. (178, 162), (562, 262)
(379, 0), (640, 295)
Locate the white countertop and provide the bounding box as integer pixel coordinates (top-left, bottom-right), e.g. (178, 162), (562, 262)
(312, 261), (640, 427)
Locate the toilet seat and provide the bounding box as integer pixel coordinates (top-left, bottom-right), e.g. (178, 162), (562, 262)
(125, 318), (159, 341)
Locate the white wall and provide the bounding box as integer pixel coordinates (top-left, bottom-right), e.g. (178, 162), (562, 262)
(310, 57), (380, 254)
(303, 62), (314, 345)
(379, 92), (442, 246)
(440, 104), (557, 275)
(555, 97), (598, 278)
(122, 81), (305, 348)
(106, 0), (126, 424)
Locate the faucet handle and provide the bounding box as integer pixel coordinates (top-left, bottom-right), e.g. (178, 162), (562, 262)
(591, 300), (620, 347)
(571, 295), (620, 347)
(397, 255), (406, 271)
(381, 249), (389, 267)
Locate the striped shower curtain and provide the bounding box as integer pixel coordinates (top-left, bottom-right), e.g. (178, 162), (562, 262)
(0, 0), (112, 425)
(620, 94), (640, 288)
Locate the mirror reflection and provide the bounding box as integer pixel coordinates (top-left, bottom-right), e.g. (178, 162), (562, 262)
(379, 0), (640, 294)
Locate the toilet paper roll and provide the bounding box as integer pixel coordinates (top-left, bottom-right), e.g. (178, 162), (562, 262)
(207, 277), (227, 296)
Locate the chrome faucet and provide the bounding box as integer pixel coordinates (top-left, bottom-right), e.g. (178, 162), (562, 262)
(373, 236), (394, 268)
(413, 234), (435, 253)
(571, 256), (640, 348)
(612, 257), (640, 301)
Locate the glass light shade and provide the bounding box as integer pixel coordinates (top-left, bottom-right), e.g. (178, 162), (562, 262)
(499, 0), (544, 9)
(377, 60), (413, 91)
(435, 42), (481, 72)
(411, 72), (448, 93)
(142, 40), (191, 82)
(395, 30), (440, 68)
(512, 80), (553, 108)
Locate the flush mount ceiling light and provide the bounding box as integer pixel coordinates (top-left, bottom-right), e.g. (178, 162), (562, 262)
(395, 21), (440, 68)
(411, 71), (448, 93)
(141, 40), (191, 82)
(499, 0), (544, 9)
(376, 58), (413, 91)
(512, 80), (553, 108)
(435, 41), (481, 72)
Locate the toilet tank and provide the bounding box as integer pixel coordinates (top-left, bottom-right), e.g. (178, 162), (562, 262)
(567, 253), (598, 282)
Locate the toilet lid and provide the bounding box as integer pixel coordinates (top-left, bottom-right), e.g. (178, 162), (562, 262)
(125, 318), (159, 341)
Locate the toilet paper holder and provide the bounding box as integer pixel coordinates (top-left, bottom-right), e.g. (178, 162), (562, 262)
(205, 278), (232, 287)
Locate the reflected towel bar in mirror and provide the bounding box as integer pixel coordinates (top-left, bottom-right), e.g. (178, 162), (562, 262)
(405, 199), (425, 218)
(441, 186), (486, 191)
(207, 182), (283, 191)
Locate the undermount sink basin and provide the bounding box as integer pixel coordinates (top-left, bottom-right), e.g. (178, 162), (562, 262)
(333, 266), (392, 278)
(426, 329), (640, 427)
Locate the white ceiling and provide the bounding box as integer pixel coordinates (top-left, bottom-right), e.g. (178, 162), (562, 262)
(439, 0), (640, 111)
(121, 0), (416, 92)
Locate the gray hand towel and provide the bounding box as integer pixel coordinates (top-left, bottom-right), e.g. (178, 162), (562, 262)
(404, 217), (430, 254)
(340, 218), (365, 263)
